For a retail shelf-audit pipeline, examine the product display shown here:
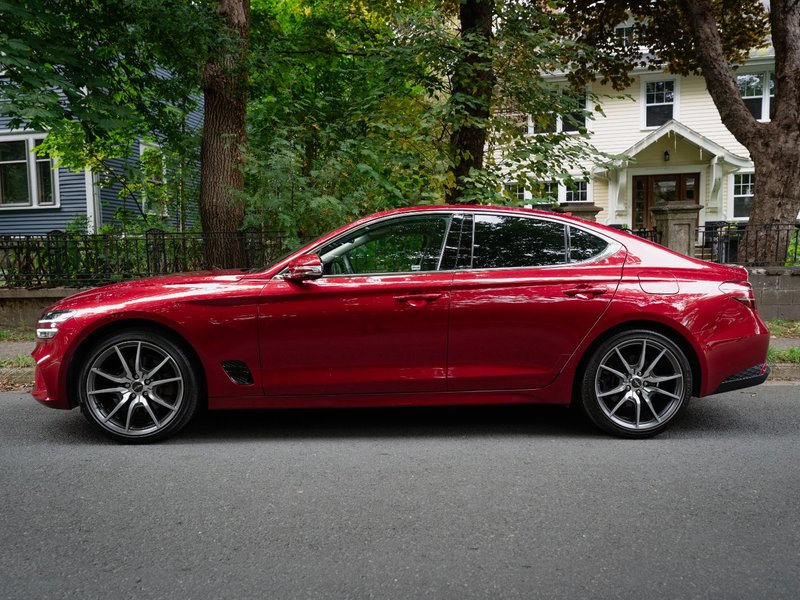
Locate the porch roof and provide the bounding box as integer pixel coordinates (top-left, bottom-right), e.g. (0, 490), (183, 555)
(619, 120), (751, 169)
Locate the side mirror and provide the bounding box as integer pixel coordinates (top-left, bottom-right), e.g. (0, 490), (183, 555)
(285, 254), (323, 281)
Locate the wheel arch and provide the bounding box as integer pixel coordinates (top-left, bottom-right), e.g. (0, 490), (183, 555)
(65, 318), (207, 409)
(570, 319), (702, 405)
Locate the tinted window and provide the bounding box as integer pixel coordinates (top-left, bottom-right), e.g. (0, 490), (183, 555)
(318, 215), (450, 275)
(569, 226), (608, 262)
(472, 215), (566, 269)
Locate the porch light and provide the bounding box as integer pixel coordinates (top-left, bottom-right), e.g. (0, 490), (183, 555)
(663, 151), (670, 162)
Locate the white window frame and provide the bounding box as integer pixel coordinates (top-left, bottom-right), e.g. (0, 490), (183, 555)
(529, 92), (588, 135)
(528, 178), (591, 204)
(139, 141), (167, 216)
(0, 132), (60, 210)
(736, 71), (774, 122)
(640, 75), (679, 130)
(563, 180), (589, 202)
(729, 171), (755, 221)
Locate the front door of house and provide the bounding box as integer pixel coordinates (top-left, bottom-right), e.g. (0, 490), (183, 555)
(632, 173), (700, 230)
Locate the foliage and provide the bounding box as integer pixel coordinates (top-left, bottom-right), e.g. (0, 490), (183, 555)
(560, 1), (769, 88)
(767, 346), (800, 365)
(0, 355), (35, 369)
(767, 320), (800, 339)
(243, 0), (618, 240)
(0, 329), (35, 343)
(0, 0), (209, 231)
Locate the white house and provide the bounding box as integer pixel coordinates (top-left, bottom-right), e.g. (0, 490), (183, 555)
(513, 41), (775, 231)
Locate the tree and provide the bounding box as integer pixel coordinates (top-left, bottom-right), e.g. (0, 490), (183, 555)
(200, 0), (251, 268)
(0, 0), (211, 190)
(563, 1), (800, 266)
(446, 0), (495, 203)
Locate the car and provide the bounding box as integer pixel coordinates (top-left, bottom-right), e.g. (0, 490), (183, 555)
(32, 205), (770, 442)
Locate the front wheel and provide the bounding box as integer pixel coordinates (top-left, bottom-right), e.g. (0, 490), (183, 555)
(580, 330), (692, 438)
(77, 329), (200, 443)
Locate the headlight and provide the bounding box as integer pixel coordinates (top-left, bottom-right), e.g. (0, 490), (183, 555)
(36, 310), (75, 340)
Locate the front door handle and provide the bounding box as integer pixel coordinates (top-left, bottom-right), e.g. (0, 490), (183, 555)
(563, 285), (608, 299)
(394, 293), (443, 305)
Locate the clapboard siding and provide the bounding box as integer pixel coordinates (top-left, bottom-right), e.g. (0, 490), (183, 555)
(0, 168), (87, 234)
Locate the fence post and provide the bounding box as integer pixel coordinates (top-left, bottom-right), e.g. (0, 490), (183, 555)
(145, 228), (167, 276)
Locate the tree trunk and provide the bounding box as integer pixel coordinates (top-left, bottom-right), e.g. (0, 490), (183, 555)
(445, 0), (494, 204)
(200, 0), (250, 269)
(679, 0), (800, 265)
(741, 137), (800, 265)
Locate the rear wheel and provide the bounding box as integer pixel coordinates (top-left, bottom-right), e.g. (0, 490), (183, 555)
(580, 330), (692, 438)
(77, 329), (200, 443)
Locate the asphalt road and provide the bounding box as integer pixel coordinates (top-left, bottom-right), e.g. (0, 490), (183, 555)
(1, 386), (799, 600)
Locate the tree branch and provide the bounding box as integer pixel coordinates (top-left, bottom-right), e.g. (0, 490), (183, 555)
(678, 0), (761, 148)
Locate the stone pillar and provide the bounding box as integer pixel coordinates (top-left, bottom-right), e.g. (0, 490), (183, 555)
(552, 201), (603, 222)
(649, 202), (703, 257)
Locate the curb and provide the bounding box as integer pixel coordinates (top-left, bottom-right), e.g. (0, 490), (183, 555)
(2, 365), (800, 391)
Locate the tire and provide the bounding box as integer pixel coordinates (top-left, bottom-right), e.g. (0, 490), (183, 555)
(580, 330), (692, 438)
(77, 329), (200, 443)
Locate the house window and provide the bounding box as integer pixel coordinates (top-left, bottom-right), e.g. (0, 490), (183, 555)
(0, 136), (57, 208)
(737, 72), (774, 121)
(532, 92), (587, 134)
(614, 25), (636, 47)
(504, 182), (526, 201)
(644, 80), (675, 127)
(564, 181), (588, 202)
(733, 173), (755, 219)
(140, 142), (167, 215)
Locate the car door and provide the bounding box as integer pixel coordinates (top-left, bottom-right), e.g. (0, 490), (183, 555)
(447, 212), (626, 391)
(259, 213), (458, 396)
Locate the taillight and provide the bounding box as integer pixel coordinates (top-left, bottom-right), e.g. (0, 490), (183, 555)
(719, 281), (756, 309)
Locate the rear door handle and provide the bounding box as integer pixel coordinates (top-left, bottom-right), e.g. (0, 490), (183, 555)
(563, 285), (608, 299)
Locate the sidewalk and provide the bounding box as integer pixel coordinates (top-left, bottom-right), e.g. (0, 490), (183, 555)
(2, 336), (799, 391)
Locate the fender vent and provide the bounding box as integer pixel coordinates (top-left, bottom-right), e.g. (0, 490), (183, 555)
(221, 361), (254, 385)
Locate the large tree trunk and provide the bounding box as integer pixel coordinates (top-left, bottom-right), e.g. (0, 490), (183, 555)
(445, 0), (494, 204)
(741, 140), (800, 265)
(680, 0), (800, 265)
(200, 0), (250, 269)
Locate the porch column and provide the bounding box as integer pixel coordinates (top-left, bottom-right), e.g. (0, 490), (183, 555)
(650, 202), (703, 257)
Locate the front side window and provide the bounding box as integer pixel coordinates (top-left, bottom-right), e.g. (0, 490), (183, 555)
(472, 214), (566, 269)
(318, 215), (451, 275)
(733, 173), (755, 219)
(0, 137), (57, 208)
(644, 80), (675, 127)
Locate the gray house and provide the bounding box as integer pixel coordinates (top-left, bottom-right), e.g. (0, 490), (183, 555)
(0, 110), (202, 235)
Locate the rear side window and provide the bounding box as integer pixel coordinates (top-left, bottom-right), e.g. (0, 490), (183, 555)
(569, 226), (609, 262)
(472, 214), (566, 269)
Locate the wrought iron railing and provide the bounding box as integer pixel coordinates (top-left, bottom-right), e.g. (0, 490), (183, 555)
(697, 222), (800, 266)
(0, 228), (296, 288)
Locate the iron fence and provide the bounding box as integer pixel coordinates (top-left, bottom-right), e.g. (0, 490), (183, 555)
(0, 228), (296, 288)
(697, 222), (800, 266)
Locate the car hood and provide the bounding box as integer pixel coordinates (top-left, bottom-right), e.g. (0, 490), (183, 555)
(48, 269), (253, 313)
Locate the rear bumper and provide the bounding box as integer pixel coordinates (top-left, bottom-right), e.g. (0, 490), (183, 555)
(713, 363), (770, 394)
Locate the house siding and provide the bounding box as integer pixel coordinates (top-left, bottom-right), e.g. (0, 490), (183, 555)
(0, 168), (88, 235)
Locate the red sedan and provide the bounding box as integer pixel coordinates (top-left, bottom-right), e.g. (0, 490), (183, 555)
(32, 206), (770, 442)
